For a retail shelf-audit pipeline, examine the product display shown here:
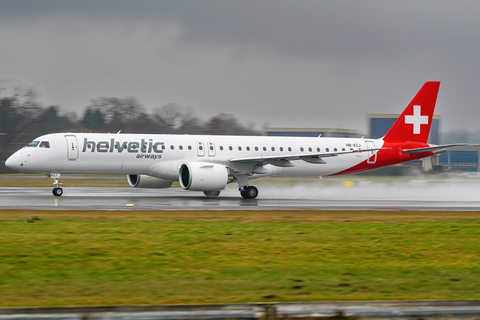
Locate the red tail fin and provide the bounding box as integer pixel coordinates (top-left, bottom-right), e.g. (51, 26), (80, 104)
(383, 81), (440, 143)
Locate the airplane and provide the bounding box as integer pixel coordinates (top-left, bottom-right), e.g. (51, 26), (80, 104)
(5, 81), (467, 199)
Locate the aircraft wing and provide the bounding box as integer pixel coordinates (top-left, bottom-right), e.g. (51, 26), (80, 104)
(402, 143), (477, 153)
(230, 147), (388, 165)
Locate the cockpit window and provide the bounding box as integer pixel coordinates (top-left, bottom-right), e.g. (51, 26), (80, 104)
(39, 141), (50, 148)
(27, 141), (40, 147)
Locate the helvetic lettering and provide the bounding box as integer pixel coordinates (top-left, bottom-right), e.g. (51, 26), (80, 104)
(82, 138), (164, 156)
(116, 141), (128, 152)
(97, 141), (109, 152)
(153, 142), (164, 152)
(127, 142), (139, 153)
(82, 139), (96, 152)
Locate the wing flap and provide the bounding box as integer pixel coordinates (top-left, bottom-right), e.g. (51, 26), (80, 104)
(230, 147), (388, 163)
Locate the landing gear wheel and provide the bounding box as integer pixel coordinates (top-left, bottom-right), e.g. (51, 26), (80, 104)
(241, 186), (258, 199)
(52, 187), (63, 197)
(240, 189), (248, 198)
(204, 190), (221, 197)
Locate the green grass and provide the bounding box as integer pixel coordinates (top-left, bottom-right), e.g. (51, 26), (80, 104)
(1, 210), (480, 306)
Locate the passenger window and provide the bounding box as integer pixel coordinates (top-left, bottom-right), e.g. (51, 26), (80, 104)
(308, 147), (312, 152)
(39, 141), (50, 148)
(300, 147), (304, 152)
(170, 145), (174, 150)
(280, 147), (283, 151)
(188, 146), (192, 150)
(229, 146), (233, 151)
(288, 147), (292, 152)
(162, 145), (166, 150)
(27, 141), (40, 147)
(334, 148), (337, 152)
(238, 146), (242, 151)
(317, 147), (320, 152)
(246, 146), (250, 151)
(263, 147), (267, 151)
(271, 147), (275, 151)
(220, 146), (224, 151)
(199, 146), (203, 150)
(326, 148), (330, 152)
(342, 148), (345, 151)
(179, 145), (183, 150)
(255, 146), (259, 151)
(210, 146), (213, 150)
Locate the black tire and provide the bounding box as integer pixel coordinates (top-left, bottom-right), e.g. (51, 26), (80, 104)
(246, 186), (258, 199)
(204, 190), (221, 197)
(240, 186), (258, 199)
(240, 189), (248, 199)
(52, 187), (63, 197)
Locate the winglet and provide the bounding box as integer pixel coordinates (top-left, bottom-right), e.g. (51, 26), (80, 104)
(383, 81), (440, 143)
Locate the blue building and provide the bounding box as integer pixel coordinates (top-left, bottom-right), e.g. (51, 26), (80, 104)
(437, 148), (480, 172)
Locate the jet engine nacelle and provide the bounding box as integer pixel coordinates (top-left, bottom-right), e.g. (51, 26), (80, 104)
(179, 162), (228, 191)
(127, 174), (173, 188)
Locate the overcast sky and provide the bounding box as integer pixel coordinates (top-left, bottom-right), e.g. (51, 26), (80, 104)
(1, 0), (480, 133)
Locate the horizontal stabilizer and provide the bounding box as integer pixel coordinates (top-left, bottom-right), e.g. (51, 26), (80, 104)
(402, 143), (476, 153)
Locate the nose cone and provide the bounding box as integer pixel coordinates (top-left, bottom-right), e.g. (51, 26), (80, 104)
(5, 152), (22, 171)
(5, 154), (16, 170)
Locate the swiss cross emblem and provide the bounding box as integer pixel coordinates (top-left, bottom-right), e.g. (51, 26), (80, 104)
(405, 105), (428, 134)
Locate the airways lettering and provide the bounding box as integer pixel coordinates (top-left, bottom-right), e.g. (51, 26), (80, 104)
(82, 138), (164, 154)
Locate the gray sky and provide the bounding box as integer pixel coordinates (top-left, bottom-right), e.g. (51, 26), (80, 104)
(1, 0), (479, 133)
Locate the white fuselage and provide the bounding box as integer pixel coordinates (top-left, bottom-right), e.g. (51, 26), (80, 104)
(5, 133), (384, 179)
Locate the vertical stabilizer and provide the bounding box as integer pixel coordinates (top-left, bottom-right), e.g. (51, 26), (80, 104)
(383, 81), (440, 143)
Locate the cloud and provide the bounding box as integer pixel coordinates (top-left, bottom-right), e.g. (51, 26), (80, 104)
(1, 1), (480, 133)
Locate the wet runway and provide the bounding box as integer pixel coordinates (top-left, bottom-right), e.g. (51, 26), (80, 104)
(2, 178), (480, 210)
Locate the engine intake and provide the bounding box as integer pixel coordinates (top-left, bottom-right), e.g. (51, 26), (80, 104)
(127, 174), (173, 188)
(179, 162), (228, 191)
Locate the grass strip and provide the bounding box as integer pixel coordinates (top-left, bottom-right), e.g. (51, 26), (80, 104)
(0, 209), (479, 306)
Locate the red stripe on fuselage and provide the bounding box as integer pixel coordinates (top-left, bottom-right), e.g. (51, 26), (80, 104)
(330, 141), (433, 176)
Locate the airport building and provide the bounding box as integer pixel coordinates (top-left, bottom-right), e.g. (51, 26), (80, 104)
(436, 147), (480, 172)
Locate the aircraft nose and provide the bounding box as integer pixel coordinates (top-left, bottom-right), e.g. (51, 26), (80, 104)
(5, 154), (20, 170)
(5, 155), (15, 169)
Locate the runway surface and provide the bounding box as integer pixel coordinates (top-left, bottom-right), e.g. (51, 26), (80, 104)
(2, 178), (480, 210)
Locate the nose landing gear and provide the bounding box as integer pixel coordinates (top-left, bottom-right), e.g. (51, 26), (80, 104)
(53, 187), (63, 196)
(48, 173), (63, 197)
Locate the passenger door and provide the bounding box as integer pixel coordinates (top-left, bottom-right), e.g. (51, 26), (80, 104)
(65, 135), (79, 160)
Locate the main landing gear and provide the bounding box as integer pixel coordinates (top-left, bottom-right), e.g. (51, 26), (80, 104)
(236, 174), (258, 199)
(240, 186), (258, 199)
(48, 173), (63, 197)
